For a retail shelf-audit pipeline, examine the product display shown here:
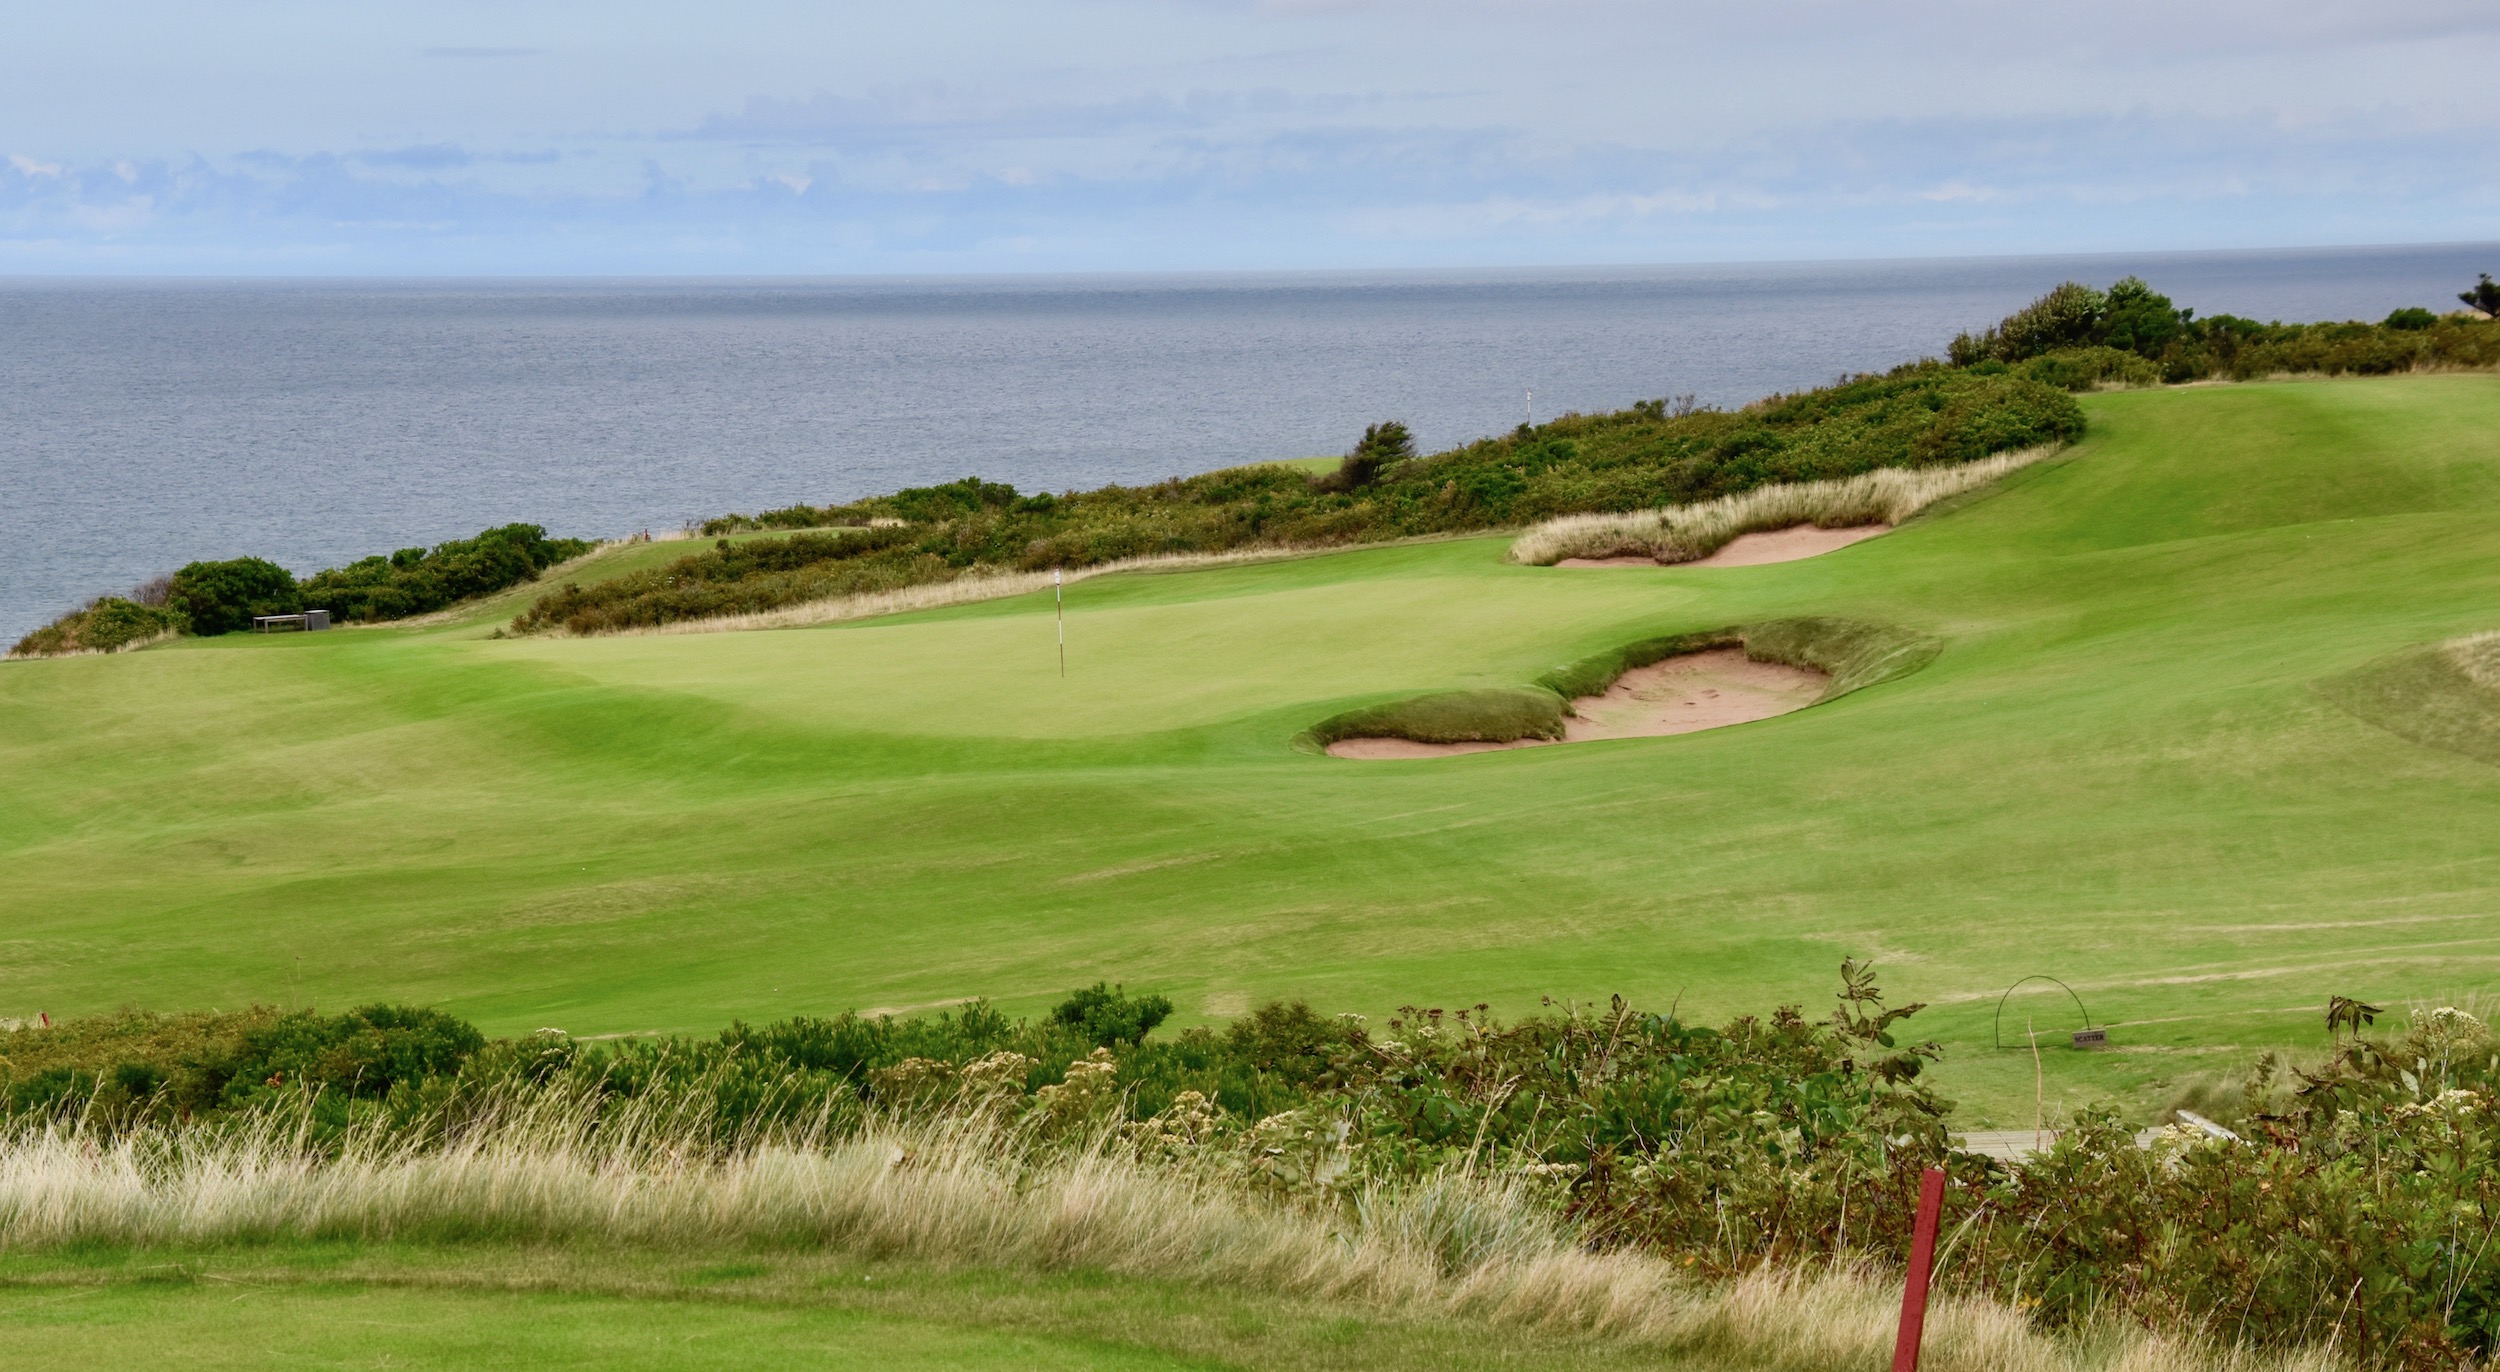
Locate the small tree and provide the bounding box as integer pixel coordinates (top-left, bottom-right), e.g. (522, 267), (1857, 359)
(2460, 273), (2500, 318)
(1322, 421), (1416, 492)
(1049, 982), (1174, 1047)
(167, 557), (300, 636)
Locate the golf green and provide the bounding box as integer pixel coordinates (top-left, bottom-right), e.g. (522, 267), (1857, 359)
(9, 375), (2500, 1120)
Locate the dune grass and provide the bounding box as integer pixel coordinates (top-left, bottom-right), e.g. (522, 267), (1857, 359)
(1506, 445), (2057, 565)
(0, 1104), (2328, 1372)
(7, 377), (2500, 1133)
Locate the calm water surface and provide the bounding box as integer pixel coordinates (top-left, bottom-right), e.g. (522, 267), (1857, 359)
(4, 243), (2494, 641)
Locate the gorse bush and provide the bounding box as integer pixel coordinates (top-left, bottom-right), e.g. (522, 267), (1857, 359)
(298, 523), (590, 623)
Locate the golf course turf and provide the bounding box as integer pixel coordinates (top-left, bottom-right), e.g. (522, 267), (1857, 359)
(7, 375), (2500, 1127)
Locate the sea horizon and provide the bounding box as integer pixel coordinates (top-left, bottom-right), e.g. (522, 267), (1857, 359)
(7, 238), (2497, 642)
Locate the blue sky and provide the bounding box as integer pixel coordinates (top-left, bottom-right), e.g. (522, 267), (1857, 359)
(6, 0), (2499, 274)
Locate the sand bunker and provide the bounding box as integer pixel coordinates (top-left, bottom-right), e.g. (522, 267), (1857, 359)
(1326, 649), (1828, 759)
(1556, 523), (1889, 569)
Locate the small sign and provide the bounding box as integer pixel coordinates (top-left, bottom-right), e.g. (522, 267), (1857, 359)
(2070, 1027), (2108, 1049)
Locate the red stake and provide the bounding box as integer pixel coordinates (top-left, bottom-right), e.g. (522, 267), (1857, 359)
(1892, 1167), (1947, 1372)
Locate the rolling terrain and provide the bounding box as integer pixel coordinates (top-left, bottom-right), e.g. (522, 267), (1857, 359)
(7, 376), (2500, 1127)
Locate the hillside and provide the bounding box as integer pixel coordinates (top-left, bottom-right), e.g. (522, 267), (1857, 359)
(6, 375), (2500, 1126)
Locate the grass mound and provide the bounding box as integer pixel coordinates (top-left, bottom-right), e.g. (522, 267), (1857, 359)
(2316, 632), (2500, 766)
(1301, 687), (1567, 750)
(1539, 618), (1940, 703)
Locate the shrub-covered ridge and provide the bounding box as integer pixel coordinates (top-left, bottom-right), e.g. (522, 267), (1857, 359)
(523, 369), (2083, 635)
(11, 523), (591, 658)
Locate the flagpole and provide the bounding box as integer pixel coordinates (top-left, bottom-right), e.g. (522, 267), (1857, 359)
(1056, 568), (1065, 678)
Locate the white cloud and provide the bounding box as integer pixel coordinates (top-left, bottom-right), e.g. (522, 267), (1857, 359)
(8, 153), (63, 176)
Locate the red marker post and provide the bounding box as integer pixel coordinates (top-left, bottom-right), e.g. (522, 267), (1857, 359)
(1891, 1167), (1948, 1372)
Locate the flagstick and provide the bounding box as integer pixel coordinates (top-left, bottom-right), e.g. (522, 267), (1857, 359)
(1055, 568), (1065, 678)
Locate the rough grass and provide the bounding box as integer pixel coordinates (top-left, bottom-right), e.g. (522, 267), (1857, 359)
(1300, 687), (1568, 750)
(1506, 446), (2057, 566)
(1531, 618), (1940, 703)
(2315, 632), (2500, 768)
(0, 1109), (2327, 1372)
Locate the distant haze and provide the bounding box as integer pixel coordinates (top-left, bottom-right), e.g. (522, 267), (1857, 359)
(3, 243), (2489, 641)
(6, 1), (2500, 273)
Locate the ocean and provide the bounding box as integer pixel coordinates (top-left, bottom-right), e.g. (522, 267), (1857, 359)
(4, 242), (2494, 643)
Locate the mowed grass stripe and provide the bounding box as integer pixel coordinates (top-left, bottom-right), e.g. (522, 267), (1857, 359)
(7, 375), (2500, 1118)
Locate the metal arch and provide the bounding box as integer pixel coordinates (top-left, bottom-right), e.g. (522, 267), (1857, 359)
(1992, 975), (2094, 1050)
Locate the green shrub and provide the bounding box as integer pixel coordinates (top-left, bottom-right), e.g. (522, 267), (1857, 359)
(2386, 306), (2440, 331)
(2017, 346), (2162, 392)
(167, 557), (300, 636)
(1051, 983), (1176, 1047)
(8, 596), (185, 657)
(509, 527), (927, 635)
(298, 523), (591, 623)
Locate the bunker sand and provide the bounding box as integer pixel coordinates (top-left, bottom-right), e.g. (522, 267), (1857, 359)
(1556, 523), (1889, 569)
(1327, 649), (1828, 758)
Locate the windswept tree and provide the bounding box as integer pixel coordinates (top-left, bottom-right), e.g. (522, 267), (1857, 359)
(2461, 272), (2500, 318)
(1323, 421), (1417, 491)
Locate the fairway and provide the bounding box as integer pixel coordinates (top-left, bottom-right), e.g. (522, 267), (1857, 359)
(9, 375), (2500, 1119)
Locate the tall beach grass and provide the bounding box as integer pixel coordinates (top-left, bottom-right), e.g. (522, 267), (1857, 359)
(0, 1097), (2324, 1372)
(1506, 447), (2057, 567)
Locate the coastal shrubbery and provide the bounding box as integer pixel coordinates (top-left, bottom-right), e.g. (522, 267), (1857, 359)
(297, 522), (592, 623)
(4, 595), (185, 657)
(513, 367), (2082, 635)
(1953, 274), (2500, 384)
(166, 555), (301, 635)
(12, 974), (2497, 1365)
(10, 523), (591, 657)
(547, 279), (2500, 638)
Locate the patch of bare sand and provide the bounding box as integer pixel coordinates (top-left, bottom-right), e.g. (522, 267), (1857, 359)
(1326, 649), (1828, 759)
(1555, 523), (1889, 569)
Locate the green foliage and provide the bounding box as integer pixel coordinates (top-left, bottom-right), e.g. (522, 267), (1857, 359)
(509, 527), (928, 635)
(620, 373), (2077, 637)
(1318, 420), (1418, 492)
(297, 523), (591, 623)
(1301, 687), (1567, 749)
(29, 979), (2500, 1365)
(1956, 276), (2500, 389)
(166, 557), (301, 636)
(1050, 983), (1176, 1047)
(8, 596), (184, 657)
(2462, 273), (2500, 318)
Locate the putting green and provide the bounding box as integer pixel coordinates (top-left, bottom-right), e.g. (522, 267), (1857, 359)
(8, 375), (2500, 1121)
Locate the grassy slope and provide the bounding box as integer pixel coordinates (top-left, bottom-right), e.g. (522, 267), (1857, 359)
(0, 1247), (1716, 1372)
(7, 377), (2500, 1124)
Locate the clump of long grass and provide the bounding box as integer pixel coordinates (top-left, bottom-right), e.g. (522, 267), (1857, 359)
(1506, 446), (2057, 566)
(0, 1090), (2322, 1372)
